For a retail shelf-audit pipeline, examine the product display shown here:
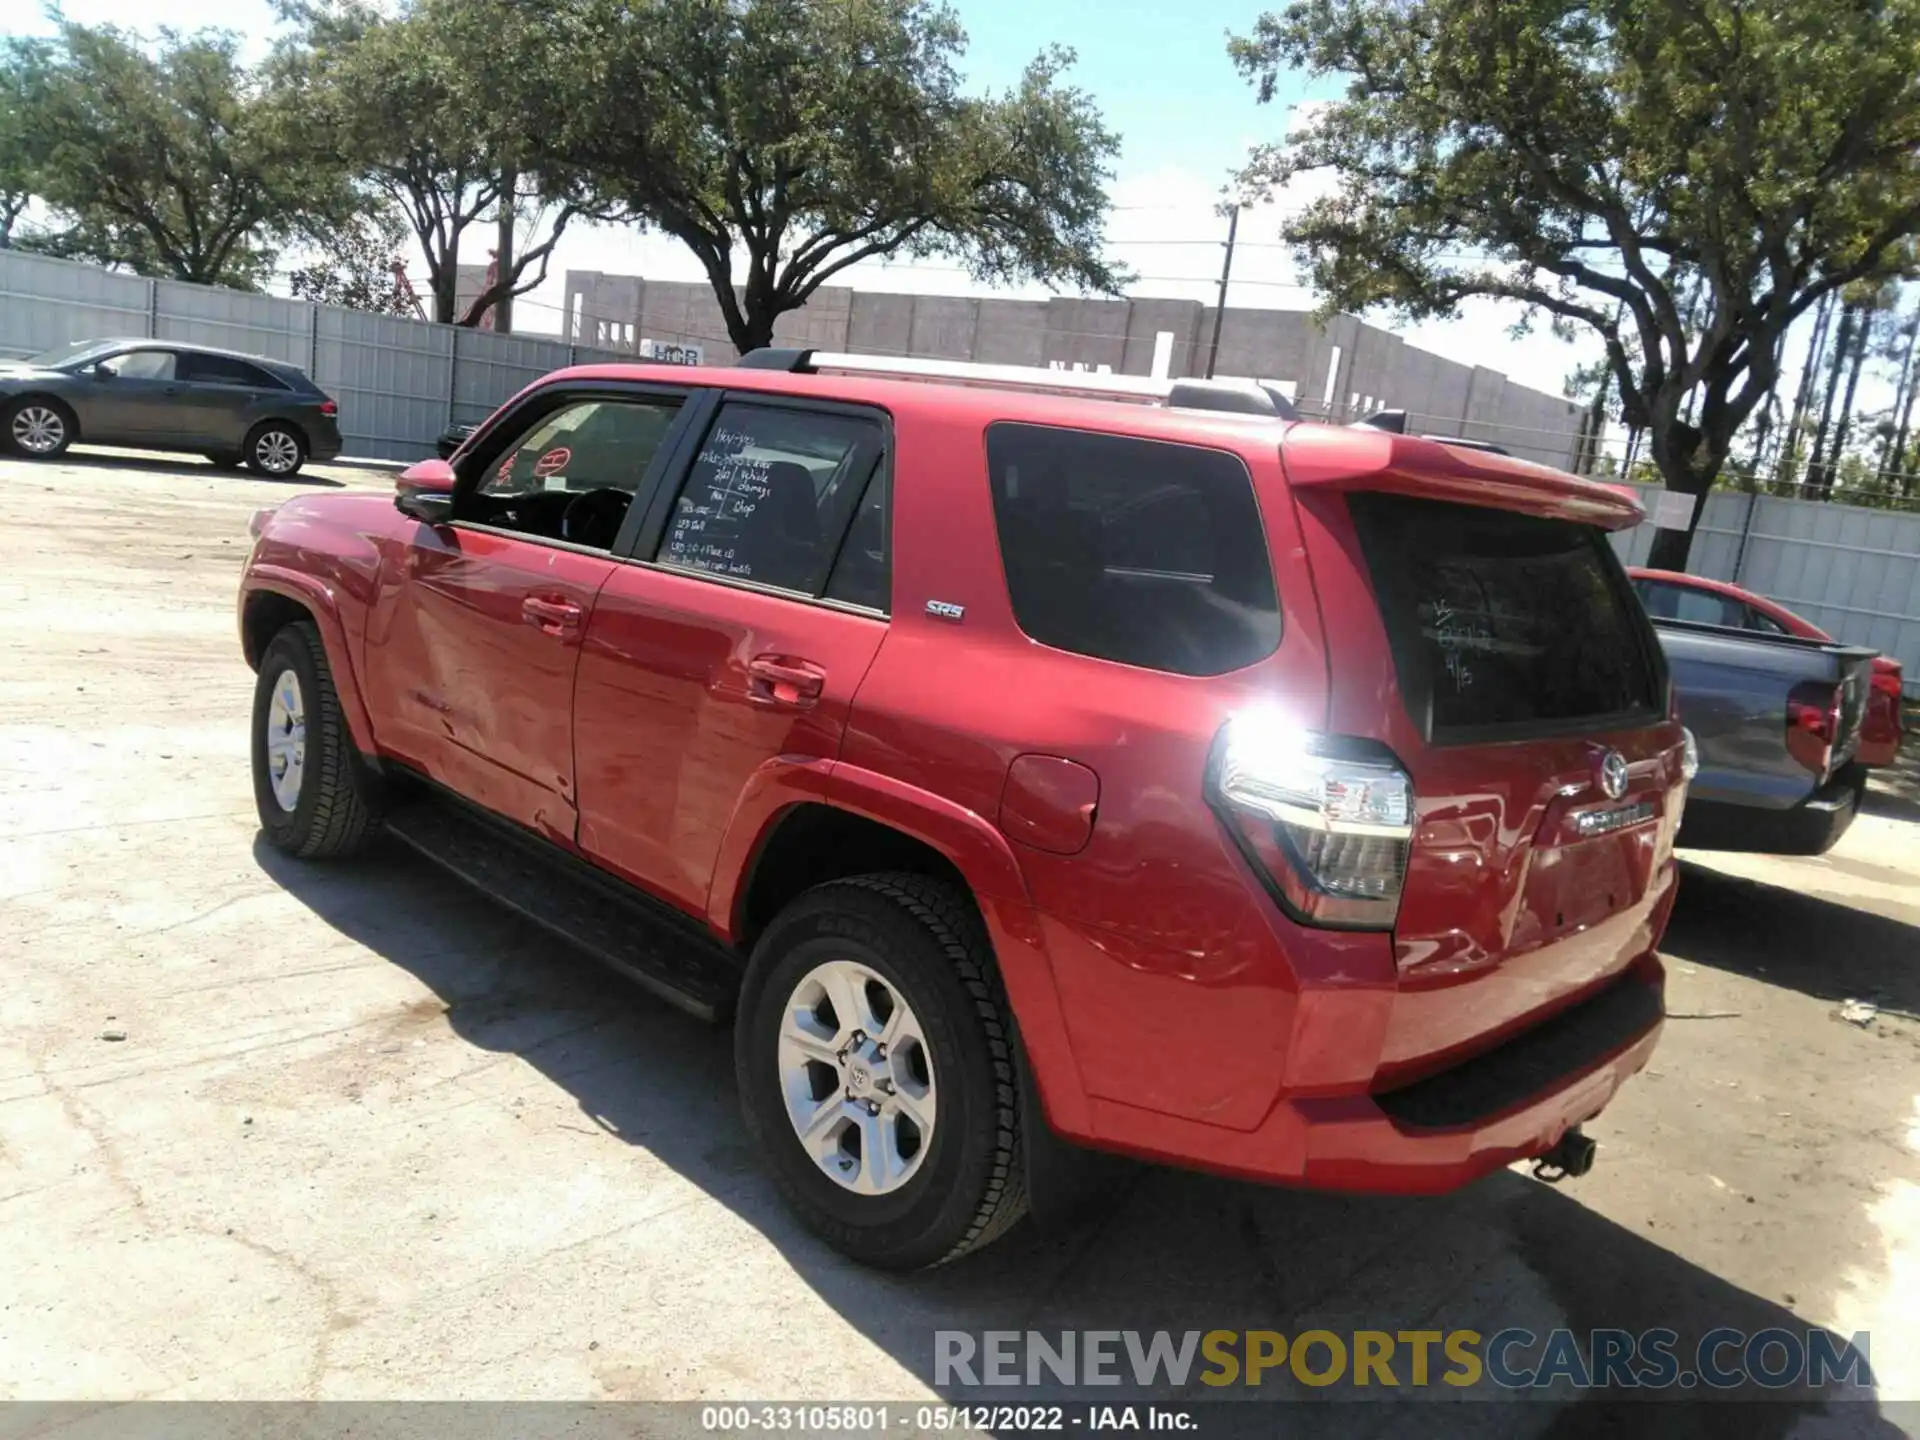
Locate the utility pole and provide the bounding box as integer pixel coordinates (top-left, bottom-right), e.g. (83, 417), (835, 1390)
(1203, 205), (1240, 380)
(494, 167), (518, 335)
(1579, 300), (1627, 474)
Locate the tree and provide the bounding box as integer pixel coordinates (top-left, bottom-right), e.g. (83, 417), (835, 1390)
(1232, 0), (1920, 569)
(1818, 285), (1895, 491)
(541, 0), (1126, 355)
(1805, 302), (1862, 491)
(0, 39), (53, 248)
(20, 21), (354, 287)
(1884, 301), (1920, 490)
(286, 203), (417, 314)
(1776, 291), (1836, 485)
(278, 0), (581, 328)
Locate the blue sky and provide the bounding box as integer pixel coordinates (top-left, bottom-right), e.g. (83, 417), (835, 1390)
(952, 0), (1325, 182)
(7, 0), (1613, 410)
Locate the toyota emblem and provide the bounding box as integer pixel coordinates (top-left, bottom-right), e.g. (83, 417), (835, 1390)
(1598, 750), (1629, 801)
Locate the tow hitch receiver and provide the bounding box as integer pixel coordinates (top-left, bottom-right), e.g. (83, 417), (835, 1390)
(1531, 1127), (1597, 1182)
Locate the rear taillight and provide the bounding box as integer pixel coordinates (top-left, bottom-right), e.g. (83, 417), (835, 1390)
(1785, 680), (1840, 775)
(319, 398), (338, 417)
(1209, 713), (1414, 929)
(1871, 669), (1903, 701)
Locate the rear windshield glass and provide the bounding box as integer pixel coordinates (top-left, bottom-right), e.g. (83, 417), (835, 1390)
(1347, 493), (1659, 738)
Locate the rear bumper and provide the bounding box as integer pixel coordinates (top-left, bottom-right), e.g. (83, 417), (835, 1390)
(1078, 955), (1665, 1193)
(306, 418), (344, 462)
(1296, 960), (1663, 1191)
(1679, 765), (1863, 856)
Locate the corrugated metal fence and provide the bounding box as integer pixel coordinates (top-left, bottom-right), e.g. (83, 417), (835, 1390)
(0, 249), (624, 460)
(1610, 486), (1920, 696)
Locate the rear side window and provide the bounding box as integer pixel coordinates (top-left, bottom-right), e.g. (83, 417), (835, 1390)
(823, 465), (890, 612)
(1350, 494), (1659, 738)
(985, 423), (1280, 676)
(656, 402), (885, 597)
(178, 352), (283, 388)
(1636, 578), (1743, 629)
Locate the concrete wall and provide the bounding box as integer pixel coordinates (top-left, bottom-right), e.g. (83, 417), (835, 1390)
(564, 270), (1587, 466)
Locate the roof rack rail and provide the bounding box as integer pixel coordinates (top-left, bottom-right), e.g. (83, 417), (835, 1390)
(1428, 435), (1511, 455)
(734, 347), (816, 371)
(1350, 407), (1514, 457)
(731, 346), (1293, 417)
(1355, 409), (1409, 433)
(1167, 380), (1276, 417)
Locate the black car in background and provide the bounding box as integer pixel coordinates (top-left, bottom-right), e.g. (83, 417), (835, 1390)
(0, 338), (343, 476)
(436, 421), (478, 459)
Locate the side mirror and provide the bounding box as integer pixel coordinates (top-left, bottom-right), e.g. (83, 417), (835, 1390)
(91, 362), (117, 381)
(395, 457), (456, 524)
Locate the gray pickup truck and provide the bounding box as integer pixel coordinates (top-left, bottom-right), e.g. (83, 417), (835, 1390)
(1655, 618), (1877, 855)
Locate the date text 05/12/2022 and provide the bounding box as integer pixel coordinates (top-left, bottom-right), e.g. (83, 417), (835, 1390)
(700, 1406), (1194, 1432)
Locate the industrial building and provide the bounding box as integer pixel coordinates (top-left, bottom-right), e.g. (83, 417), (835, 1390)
(562, 270), (1590, 469)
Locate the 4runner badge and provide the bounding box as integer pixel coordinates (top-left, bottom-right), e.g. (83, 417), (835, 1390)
(926, 600), (966, 622)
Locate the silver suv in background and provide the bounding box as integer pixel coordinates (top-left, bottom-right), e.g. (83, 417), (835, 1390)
(0, 338), (343, 476)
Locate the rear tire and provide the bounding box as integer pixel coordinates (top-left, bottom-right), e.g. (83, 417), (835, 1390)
(244, 421), (308, 477)
(252, 620), (375, 858)
(735, 873), (1028, 1269)
(4, 397), (75, 458)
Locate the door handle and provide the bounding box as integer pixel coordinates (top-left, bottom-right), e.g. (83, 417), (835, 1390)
(521, 594), (584, 637)
(747, 655), (826, 708)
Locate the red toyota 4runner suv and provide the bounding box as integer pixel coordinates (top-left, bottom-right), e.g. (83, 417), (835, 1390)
(239, 350), (1691, 1269)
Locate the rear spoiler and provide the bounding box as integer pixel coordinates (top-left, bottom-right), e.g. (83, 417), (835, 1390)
(1281, 423), (1646, 531)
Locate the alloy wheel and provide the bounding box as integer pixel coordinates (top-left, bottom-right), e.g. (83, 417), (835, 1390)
(776, 959), (938, 1195)
(256, 430), (301, 474)
(264, 667), (307, 811)
(11, 405), (65, 455)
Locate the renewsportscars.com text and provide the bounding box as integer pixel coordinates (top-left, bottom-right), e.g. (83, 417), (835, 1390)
(934, 1328), (1874, 1392)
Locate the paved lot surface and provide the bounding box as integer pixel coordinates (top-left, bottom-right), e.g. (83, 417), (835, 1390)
(2, 448), (1918, 1435)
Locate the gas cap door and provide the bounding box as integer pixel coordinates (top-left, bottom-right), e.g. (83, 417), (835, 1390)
(999, 754), (1100, 855)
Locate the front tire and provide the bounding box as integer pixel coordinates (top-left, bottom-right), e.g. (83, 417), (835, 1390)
(252, 621), (375, 857)
(735, 874), (1028, 1269)
(245, 421), (308, 477)
(4, 397), (75, 458)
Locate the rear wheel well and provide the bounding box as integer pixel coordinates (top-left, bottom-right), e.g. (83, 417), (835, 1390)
(252, 416), (309, 443)
(736, 804), (977, 950)
(242, 591), (314, 670)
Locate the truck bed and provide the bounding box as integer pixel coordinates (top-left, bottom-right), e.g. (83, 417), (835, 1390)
(1654, 617), (1876, 854)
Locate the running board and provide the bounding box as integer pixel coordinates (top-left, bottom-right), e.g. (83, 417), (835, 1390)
(383, 796), (742, 1023)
